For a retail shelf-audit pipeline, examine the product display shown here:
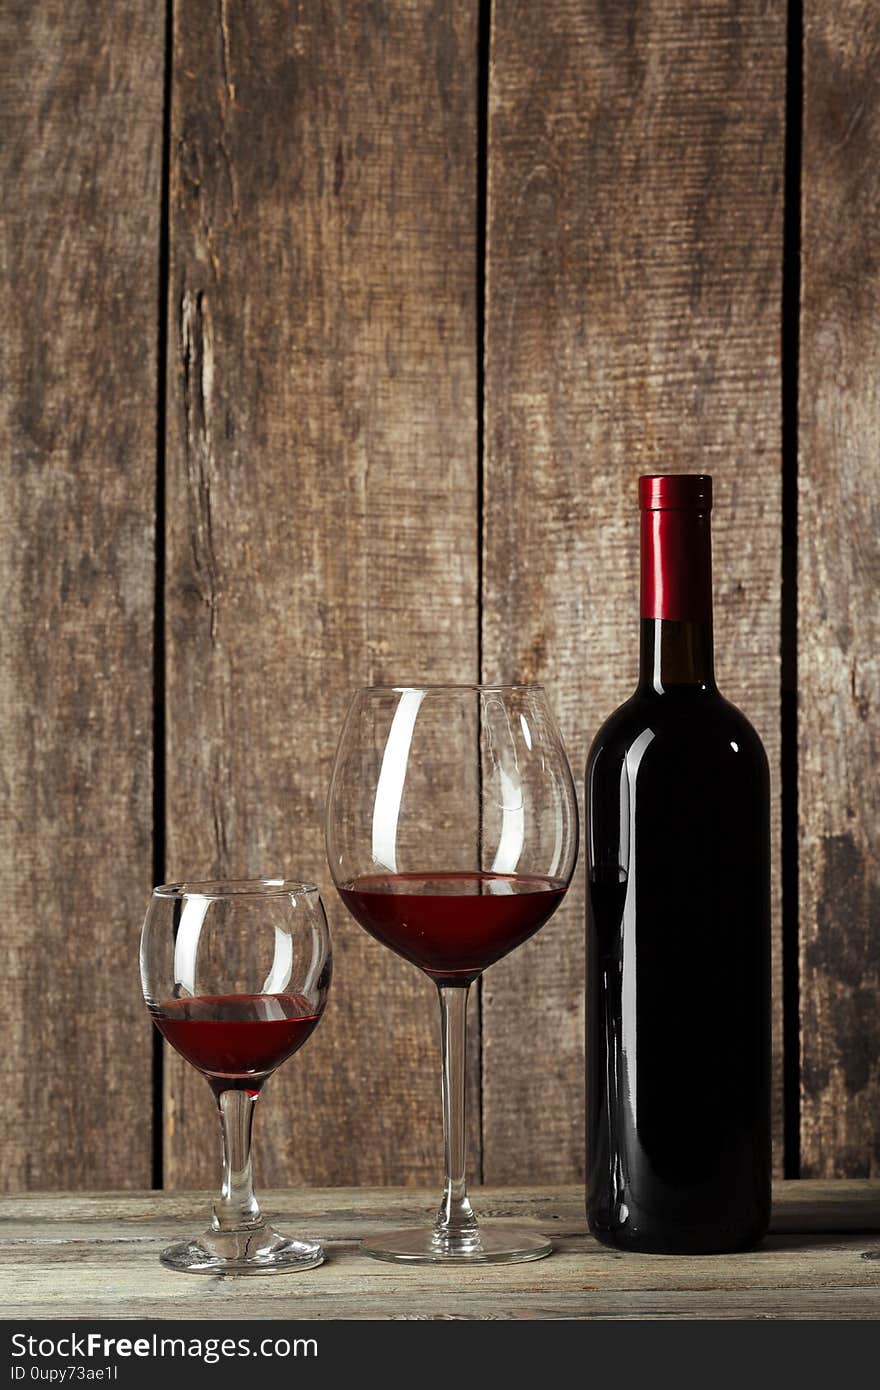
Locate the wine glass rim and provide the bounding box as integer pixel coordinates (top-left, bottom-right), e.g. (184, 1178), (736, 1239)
(355, 682), (546, 694)
(152, 878), (320, 900)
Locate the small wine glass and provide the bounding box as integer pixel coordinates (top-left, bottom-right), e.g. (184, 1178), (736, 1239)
(326, 684), (578, 1264)
(140, 879), (332, 1274)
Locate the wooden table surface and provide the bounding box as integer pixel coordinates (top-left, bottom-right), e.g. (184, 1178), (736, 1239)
(1, 1182), (879, 1320)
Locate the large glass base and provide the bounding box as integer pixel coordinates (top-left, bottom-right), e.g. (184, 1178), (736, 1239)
(160, 1223), (324, 1275)
(362, 1221), (552, 1266)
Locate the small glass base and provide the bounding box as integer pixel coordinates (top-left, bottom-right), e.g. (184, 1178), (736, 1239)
(362, 1221), (552, 1266)
(160, 1223), (324, 1275)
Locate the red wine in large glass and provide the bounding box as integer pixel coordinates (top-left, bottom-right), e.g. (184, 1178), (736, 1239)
(586, 475), (771, 1254)
(154, 993), (319, 1090)
(339, 871), (567, 986)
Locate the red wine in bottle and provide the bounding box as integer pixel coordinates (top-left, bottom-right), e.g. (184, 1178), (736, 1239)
(586, 475), (771, 1254)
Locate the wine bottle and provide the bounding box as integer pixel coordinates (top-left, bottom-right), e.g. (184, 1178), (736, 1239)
(586, 474), (771, 1254)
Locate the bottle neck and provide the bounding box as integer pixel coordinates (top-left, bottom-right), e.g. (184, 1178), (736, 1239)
(639, 618), (715, 692)
(639, 506), (716, 693)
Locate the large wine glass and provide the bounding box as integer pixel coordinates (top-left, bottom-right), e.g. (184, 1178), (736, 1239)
(326, 685), (578, 1264)
(140, 879), (332, 1274)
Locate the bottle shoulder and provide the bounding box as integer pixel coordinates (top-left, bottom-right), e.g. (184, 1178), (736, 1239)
(586, 687), (768, 774)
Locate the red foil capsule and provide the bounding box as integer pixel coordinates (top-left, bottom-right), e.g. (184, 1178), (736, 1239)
(639, 474), (713, 622)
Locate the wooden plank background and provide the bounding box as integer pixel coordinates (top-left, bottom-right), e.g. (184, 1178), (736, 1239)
(0, 1), (163, 1189)
(0, 0), (876, 1190)
(163, 0), (479, 1188)
(482, 0), (786, 1180)
(799, 0), (880, 1178)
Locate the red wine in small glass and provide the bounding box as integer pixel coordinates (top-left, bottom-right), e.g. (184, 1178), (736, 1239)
(153, 993), (321, 1091)
(586, 475), (771, 1254)
(327, 684), (578, 1265)
(140, 879), (332, 1275)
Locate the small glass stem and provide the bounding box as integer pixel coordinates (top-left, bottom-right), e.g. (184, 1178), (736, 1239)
(434, 985), (478, 1247)
(212, 1089), (262, 1232)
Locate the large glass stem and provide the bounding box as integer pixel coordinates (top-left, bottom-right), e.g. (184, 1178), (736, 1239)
(212, 1089), (262, 1232)
(433, 985), (479, 1250)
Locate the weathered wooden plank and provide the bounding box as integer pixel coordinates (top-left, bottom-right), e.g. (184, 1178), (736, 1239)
(5, 1231), (879, 1289)
(164, 1), (478, 1187)
(799, 3), (880, 1177)
(0, 2), (162, 1187)
(5, 1289), (879, 1321)
(482, 0), (786, 1180)
(1, 1184), (878, 1320)
(4, 1179), (879, 1234)
(769, 1178), (880, 1232)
